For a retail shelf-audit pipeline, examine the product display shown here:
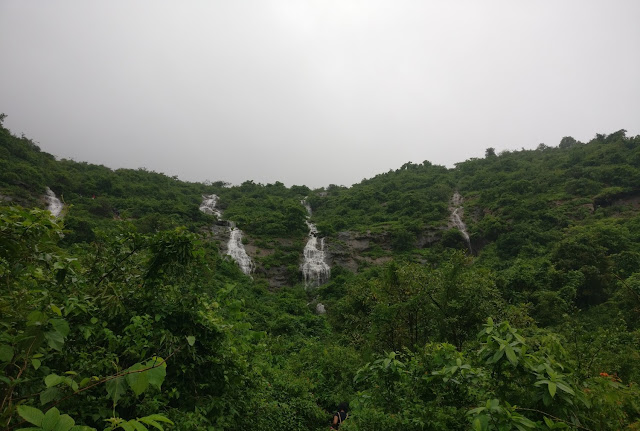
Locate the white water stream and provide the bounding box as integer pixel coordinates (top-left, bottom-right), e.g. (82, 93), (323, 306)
(227, 228), (255, 275)
(449, 192), (472, 253)
(301, 199), (330, 288)
(199, 194), (254, 275)
(45, 187), (64, 218)
(199, 194), (223, 219)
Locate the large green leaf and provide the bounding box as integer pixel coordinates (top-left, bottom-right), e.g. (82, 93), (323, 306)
(53, 414), (75, 431)
(0, 344), (14, 362)
(128, 420), (149, 431)
(50, 304), (62, 316)
(126, 363), (150, 396)
(141, 415), (173, 424)
(504, 346), (518, 366)
(117, 422), (135, 431)
(41, 407), (61, 431)
(50, 319), (70, 337)
(17, 405), (45, 426)
(40, 387), (63, 405)
(137, 418), (163, 431)
(490, 349), (504, 364)
(106, 376), (127, 404)
(556, 381), (575, 395)
(27, 311), (47, 327)
(44, 331), (64, 351)
(45, 374), (64, 388)
(145, 357), (166, 390)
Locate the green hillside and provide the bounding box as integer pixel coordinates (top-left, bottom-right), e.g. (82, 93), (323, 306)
(2, 114), (639, 430)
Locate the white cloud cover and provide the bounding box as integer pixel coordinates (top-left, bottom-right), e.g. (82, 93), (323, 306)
(1, 0), (639, 188)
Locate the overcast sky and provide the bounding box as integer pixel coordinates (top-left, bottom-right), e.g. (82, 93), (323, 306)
(1, 1), (639, 188)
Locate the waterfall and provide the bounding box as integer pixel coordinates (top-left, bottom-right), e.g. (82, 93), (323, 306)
(449, 192), (472, 253)
(300, 199), (330, 288)
(227, 228), (255, 275)
(45, 187), (64, 218)
(199, 195), (254, 275)
(199, 194), (223, 219)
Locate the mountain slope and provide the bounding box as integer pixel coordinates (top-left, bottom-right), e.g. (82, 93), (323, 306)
(2, 115), (640, 430)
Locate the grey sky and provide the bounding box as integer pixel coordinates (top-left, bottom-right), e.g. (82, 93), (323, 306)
(1, 1), (639, 189)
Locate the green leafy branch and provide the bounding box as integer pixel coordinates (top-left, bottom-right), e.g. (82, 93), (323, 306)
(8, 347), (185, 431)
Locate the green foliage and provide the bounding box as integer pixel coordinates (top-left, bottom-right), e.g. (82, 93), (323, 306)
(331, 253), (503, 351)
(215, 180), (308, 238)
(343, 319), (640, 431)
(3, 119), (640, 430)
(16, 406), (93, 431)
(0, 205), (334, 430)
(309, 161), (451, 233)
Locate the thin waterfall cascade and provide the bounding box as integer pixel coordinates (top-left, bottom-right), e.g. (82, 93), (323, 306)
(199, 194), (223, 219)
(300, 199), (331, 288)
(227, 228), (255, 275)
(45, 187), (64, 218)
(449, 192), (472, 253)
(198, 195), (254, 275)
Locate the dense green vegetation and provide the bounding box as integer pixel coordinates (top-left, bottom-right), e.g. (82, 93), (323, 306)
(308, 162), (452, 235)
(2, 114), (640, 430)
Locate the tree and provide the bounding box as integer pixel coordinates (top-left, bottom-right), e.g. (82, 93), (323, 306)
(559, 136), (577, 149)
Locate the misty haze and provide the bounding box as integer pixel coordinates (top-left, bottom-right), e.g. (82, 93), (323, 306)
(1, 1), (639, 187)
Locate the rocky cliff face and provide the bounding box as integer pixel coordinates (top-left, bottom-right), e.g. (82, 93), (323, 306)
(203, 223), (301, 288)
(326, 227), (442, 271)
(248, 238), (301, 289)
(200, 194), (469, 288)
